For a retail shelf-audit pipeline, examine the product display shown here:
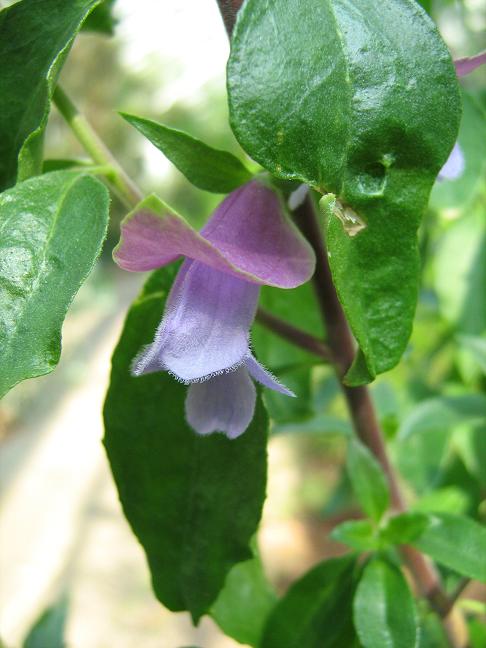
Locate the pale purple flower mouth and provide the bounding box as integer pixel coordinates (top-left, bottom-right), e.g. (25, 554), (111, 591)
(113, 179), (315, 438)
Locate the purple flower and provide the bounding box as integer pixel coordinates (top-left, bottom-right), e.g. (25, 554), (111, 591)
(439, 51), (486, 181)
(114, 179), (316, 438)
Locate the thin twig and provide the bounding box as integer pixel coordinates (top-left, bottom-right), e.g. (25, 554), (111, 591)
(256, 308), (332, 362)
(52, 85), (142, 208)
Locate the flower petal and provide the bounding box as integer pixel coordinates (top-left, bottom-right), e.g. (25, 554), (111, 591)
(133, 260), (259, 382)
(114, 182), (315, 288)
(438, 142), (465, 181)
(245, 355), (295, 396)
(455, 52), (486, 77)
(185, 366), (256, 439)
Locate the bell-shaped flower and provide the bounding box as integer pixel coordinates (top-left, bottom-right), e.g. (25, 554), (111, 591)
(114, 179), (316, 438)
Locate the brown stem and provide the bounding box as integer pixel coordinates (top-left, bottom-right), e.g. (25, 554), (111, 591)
(256, 308), (332, 362)
(216, 0), (243, 36)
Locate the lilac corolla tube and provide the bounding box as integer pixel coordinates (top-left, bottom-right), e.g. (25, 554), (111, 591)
(114, 179), (316, 438)
(438, 51), (486, 181)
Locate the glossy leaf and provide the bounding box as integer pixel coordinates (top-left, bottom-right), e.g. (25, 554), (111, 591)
(210, 556), (277, 647)
(261, 555), (358, 648)
(412, 513), (486, 582)
(354, 560), (418, 648)
(121, 113), (253, 193)
(0, 171), (109, 398)
(228, 0), (461, 384)
(0, 0), (102, 189)
(103, 267), (268, 622)
(346, 438), (389, 523)
(331, 519), (378, 552)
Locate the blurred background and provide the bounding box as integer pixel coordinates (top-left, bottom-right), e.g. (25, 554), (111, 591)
(0, 0), (485, 646)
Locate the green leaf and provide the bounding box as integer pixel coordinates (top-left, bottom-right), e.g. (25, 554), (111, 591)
(261, 555), (358, 648)
(0, 0), (102, 189)
(434, 209), (486, 336)
(354, 559), (418, 648)
(252, 281), (325, 424)
(412, 487), (471, 515)
(81, 0), (117, 35)
(430, 92), (486, 210)
(346, 438), (389, 523)
(0, 171), (109, 398)
(331, 519), (379, 552)
(23, 596), (68, 648)
(103, 266), (269, 622)
(396, 395), (486, 492)
(379, 512), (430, 545)
(228, 0), (461, 384)
(458, 335), (486, 375)
(210, 556), (277, 647)
(412, 512), (486, 582)
(120, 113), (253, 193)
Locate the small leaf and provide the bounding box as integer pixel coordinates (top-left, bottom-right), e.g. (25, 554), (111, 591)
(0, 171), (109, 398)
(0, 0), (102, 189)
(354, 559), (418, 648)
(121, 113), (253, 193)
(412, 513), (486, 582)
(331, 519), (379, 552)
(379, 512), (430, 545)
(210, 556), (277, 647)
(103, 266), (268, 622)
(346, 438), (390, 523)
(261, 555), (358, 648)
(228, 0), (461, 384)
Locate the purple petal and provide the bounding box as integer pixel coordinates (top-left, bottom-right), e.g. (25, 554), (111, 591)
(185, 366), (256, 439)
(133, 260), (259, 382)
(201, 180), (315, 288)
(114, 183), (315, 288)
(455, 51), (486, 77)
(438, 142), (465, 181)
(245, 355), (295, 396)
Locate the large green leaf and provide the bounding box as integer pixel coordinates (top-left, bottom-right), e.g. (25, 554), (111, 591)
(413, 512), (486, 582)
(261, 555), (359, 648)
(0, 171), (109, 398)
(103, 266), (269, 622)
(120, 113), (253, 193)
(228, 0), (461, 384)
(210, 555), (277, 647)
(346, 438), (389, 523)
(354, 559), (418, 648)
(0, 0), (102, 189)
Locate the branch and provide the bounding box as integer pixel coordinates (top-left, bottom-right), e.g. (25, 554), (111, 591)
(216, 0), (243, 36)
(256, 308), (332, 362)
(52, 85), (142, 208)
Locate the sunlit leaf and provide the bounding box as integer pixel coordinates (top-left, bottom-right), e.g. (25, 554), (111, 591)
(354, 559), (418, 648)
(413, 512), (486, 582)
(121, 113), (253, 193)
(0, 171), (109, 398)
